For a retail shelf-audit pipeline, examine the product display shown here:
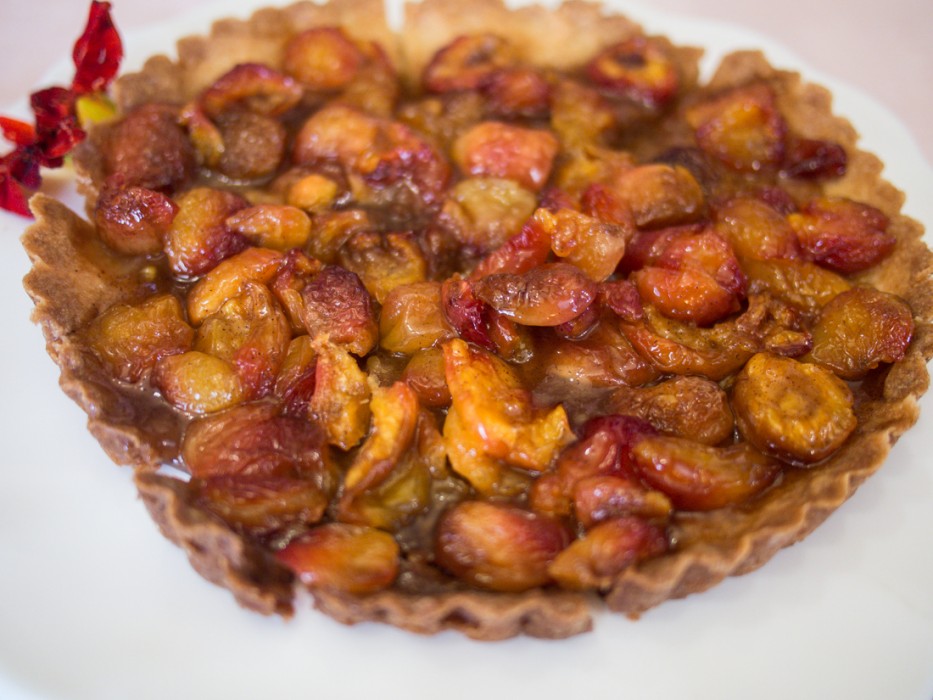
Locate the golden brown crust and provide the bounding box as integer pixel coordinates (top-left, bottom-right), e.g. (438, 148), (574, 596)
(174, 0), (395, 99)
(312, 587), (593, 639)
(403, 0), (637, 75)
(401, 0), (703, 94)
(23, 0), (933, 639)
(135, 471), (295, 616)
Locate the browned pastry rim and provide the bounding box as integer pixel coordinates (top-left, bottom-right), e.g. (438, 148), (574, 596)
(22, 0), (933, 639)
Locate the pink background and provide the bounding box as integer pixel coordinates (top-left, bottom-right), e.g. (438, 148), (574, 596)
(1, 0), (930, 164)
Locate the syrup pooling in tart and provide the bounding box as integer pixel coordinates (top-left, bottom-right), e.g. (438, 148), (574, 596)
(23, 0), (931, 639)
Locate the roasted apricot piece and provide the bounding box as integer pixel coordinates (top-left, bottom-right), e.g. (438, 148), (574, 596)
(276, 523), (400, 595)
(301, 209), (370, 264)
(402, 348), (451, 408)
(549, 77), (617, 151)
(538, 319), (660, 388)
(622, 226), (748, 320)
(182, 401), (334, 486)
(599, 279), (644, 321)
(440, 276), (496, 351)
(619, 223), (702, 273)
(607, 164), (705, 230)
(194, 282), (291, 399)
(164, 187), (249, 278)
(481, 67), (551, 119)
(285, 172), (341, 213)
(620, 305), (757, 380)
(329, 38), (398, 117)
(292, 104), (378, 172)
(266, 249), (322, 331)
(781, 137), (848, 180)
(104, 103), (195, 192)
(469, 209), (553, 279)
(473, 262), (597, 327)
(181, 64), (299, 178)
(573, 476), (672, 529)
(713, 196), (801, 261)
(274, 335), (317, 417)
(422, 34), (516, 93)
(743, 258), (851, 314)
(440, 280), (531, 363)
(225, 205), (311, 251)
(753, 185), (798, 216)
(451, 121), (559, 192)
(337, 383), (441, 530)
(542, 208), (630, 282)
(631, 435), (781, 510)
(805, 287), (914, 379)
(548, 517), (669, 591)
(94, 183), (177, 256)
(336, 381), (416, 518)
(732, 352), (856, 464)
(198, 63), (303, 119)
(734, 293), (812, 358)
(380, 281), (455, 354)
(435, 501), (570, 593)
(443, 338), (573, 474)
(529, 415), (657, 519)
(194, 475), (329, 535)
(608, 376), (734, 445)
(85, 294), (194, 383)
(650, 145), (719, 195)
(282, 27), (365, 91)
(634, 266), (739, 326)
(395, 91), (485, 153)
(354, 119), (451, 206)
(788, 196), (895, 274)
(293, 105), (449, 207)
(442, 405), (531, 497)
(686, 83), (787, 172)
(337, 231), (427, 305)
(553, 301), (600, 340)
(178, 103), (224, 170)
(578, 182), (633, 226)
(572, 414), (658, 477)
(586, 36), (679, 108)
(152, 351), (245, 414)
(297, 265), (378, 356)
(187, 247), (284, 325)
(213, 110), (287, 180)
(439, 177), (537, 251)
(655, 227), (747, 296)
(308, 339), (372, 450)
(487, 310), (536, 363)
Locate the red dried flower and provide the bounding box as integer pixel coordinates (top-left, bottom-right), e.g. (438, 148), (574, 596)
(0, 1), (122, 217)
(72, 1), (124, 95)
(0, 156), (35, 217)
(0, 117), (37, 147)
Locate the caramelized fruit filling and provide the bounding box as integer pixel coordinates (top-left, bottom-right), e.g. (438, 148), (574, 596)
(77, 25), (915, 600)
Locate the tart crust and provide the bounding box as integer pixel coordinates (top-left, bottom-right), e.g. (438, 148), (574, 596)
(23, 0), (933, 639)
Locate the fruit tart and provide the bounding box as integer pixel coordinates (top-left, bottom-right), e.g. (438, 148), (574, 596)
(22, 0), (933, 639)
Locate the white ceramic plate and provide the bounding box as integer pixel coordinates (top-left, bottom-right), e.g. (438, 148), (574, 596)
(1, 2), (931, 699)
